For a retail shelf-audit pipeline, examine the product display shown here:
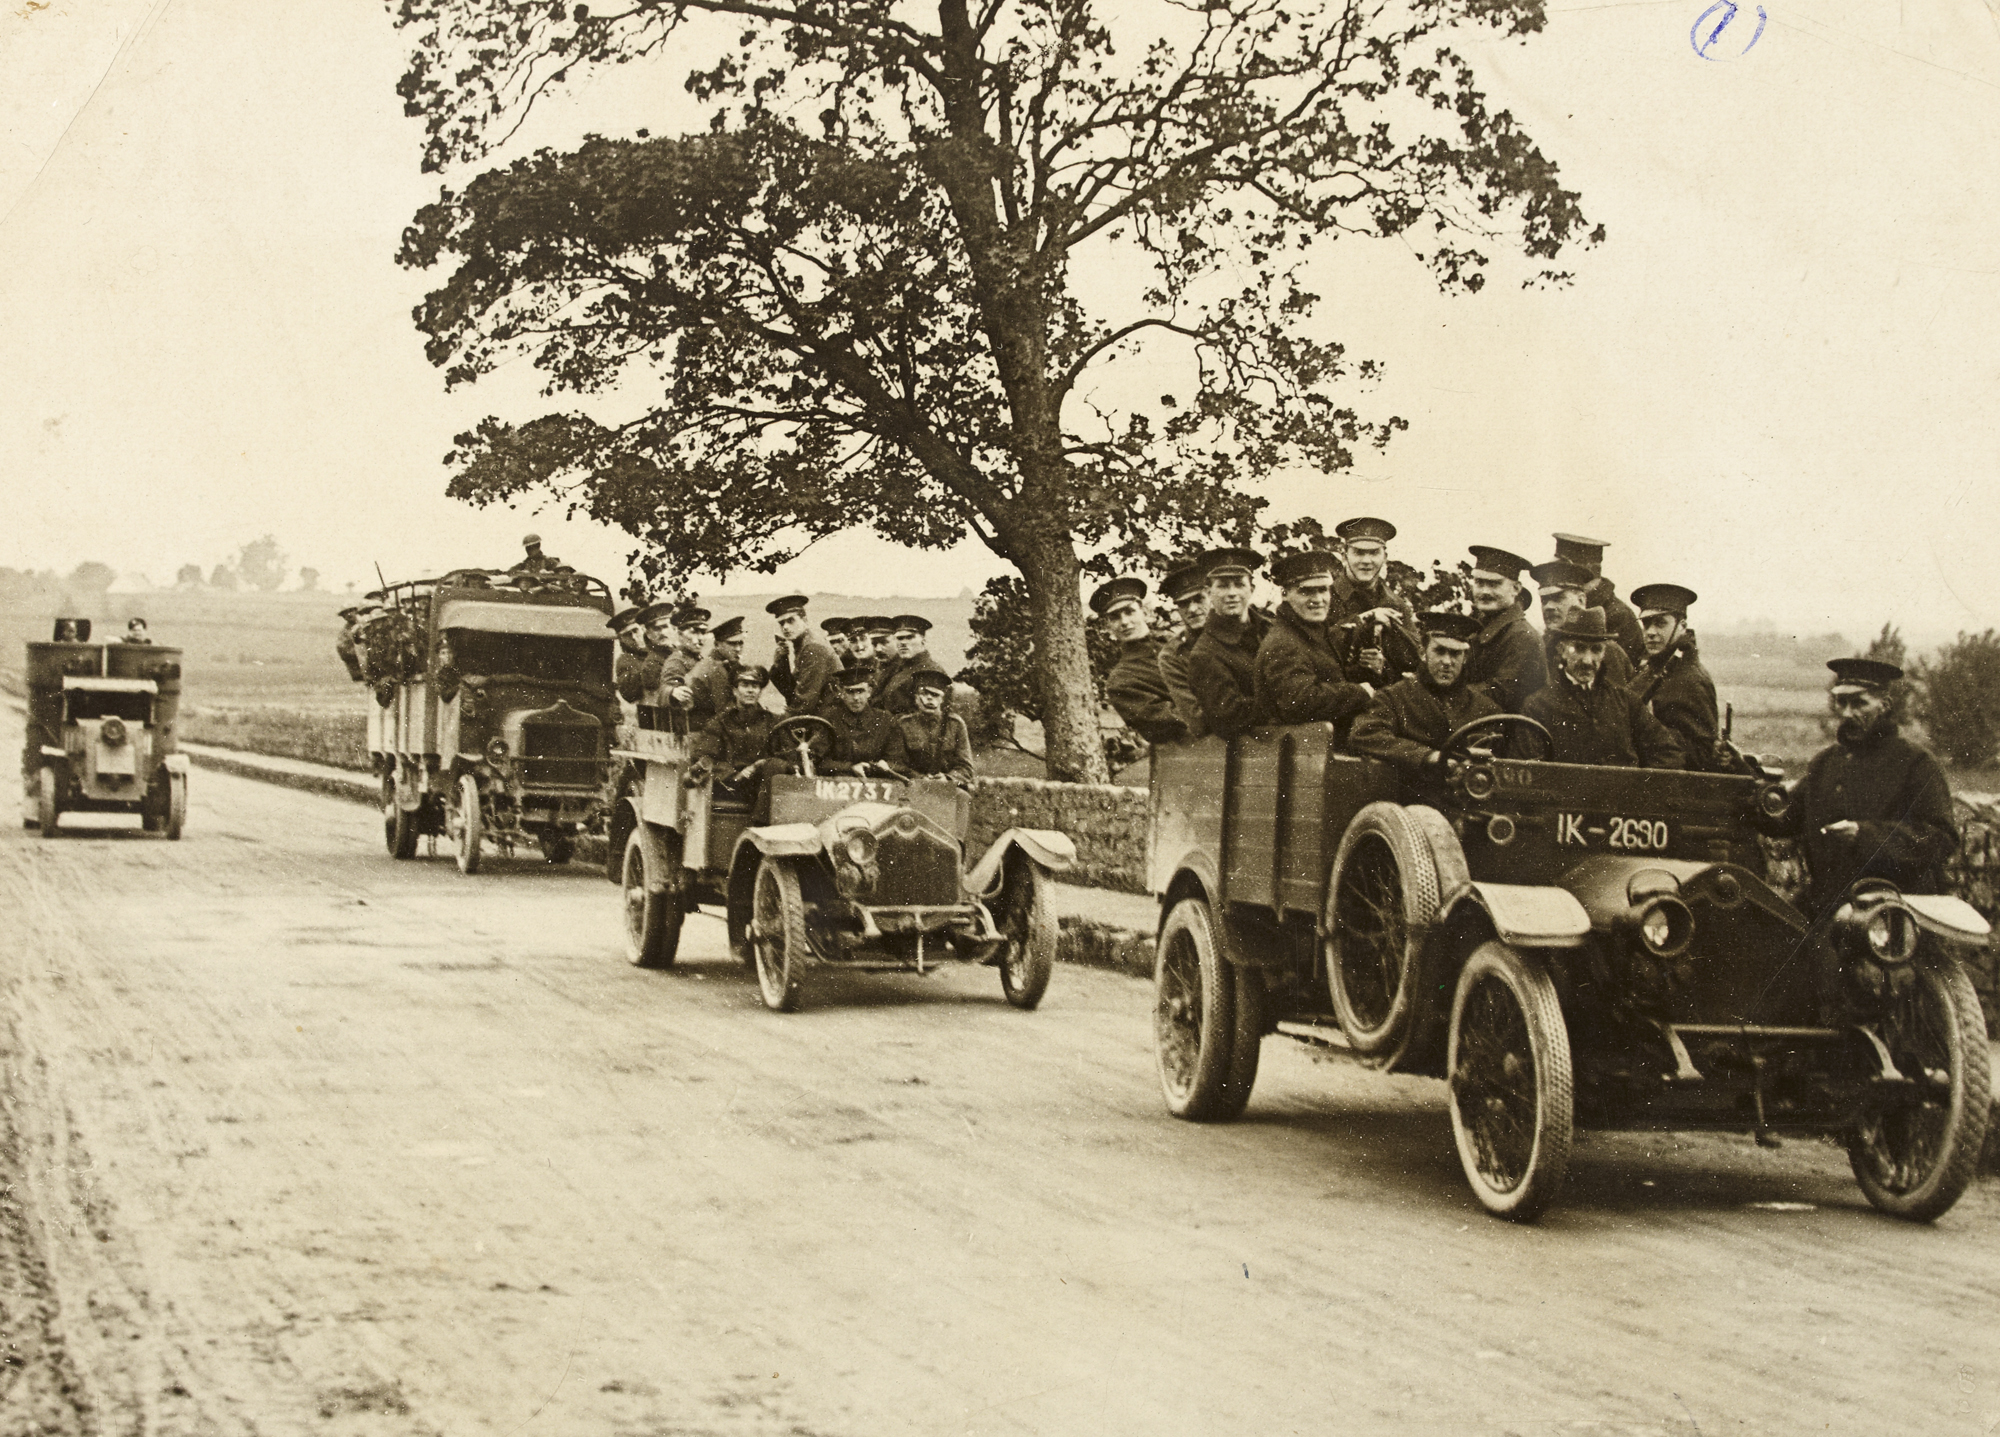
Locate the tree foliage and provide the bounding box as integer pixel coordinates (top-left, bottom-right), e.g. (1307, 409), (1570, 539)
(66, 561), (116, 593)
(235, 535), (289, 593)
(394, 0), (1598, 778)
(175, 564), (205, 589)
(1914, 630), (2000, 767)
(209, 564), (239, 592)
(298, 567), (322, 592)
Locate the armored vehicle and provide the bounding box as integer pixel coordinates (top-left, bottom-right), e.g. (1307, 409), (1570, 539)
(1148, 717), (1991, 1222)
(366, 569), (616, 872)
(22, 622), (188, 839)
(611, 714), (1074, 1012)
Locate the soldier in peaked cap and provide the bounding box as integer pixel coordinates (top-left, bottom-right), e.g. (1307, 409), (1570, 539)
(672, 614), (748, 728)
(1462, 546), (1548, 713)
(1092, 577), (1187, 745)
(619, 600), (678, 705)
(1517, 607), (1684, 769)
(885, 667), (975, 784)
(1187, 547), (1272, 739)
(879, 614), (937, 716)
(1627, 583), (1722, 771)
(1552, 532), (1644, 669)
(691, 663), (787, 803)
(1767, 657), (1957, 921)
(1329, 517), (1421, 682)
(650, 601), (711, 699)
(1155, 563), (1210, 741)
(821, 668), (899, 775)
(765, 594), (839, 717)
(820, 616), (856, 670)
(1254, 551), (1375, 736)
(1349, 609), (1501, 774)
(1531, 559), (1633, 689)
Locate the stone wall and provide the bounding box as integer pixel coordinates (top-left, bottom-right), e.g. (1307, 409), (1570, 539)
(967, 776), (1149, 895)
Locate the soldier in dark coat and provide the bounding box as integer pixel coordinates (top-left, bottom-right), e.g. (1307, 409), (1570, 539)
(855, 616), (896, 693)
(1349, 610), (1500, 773)
(617, 601), (674, 705)
(1779, 658), (1957, 920)
(1186, 548), (1272, 739)
(1156, 563), (1208, 741)
(649, 602), (710, 703)
(885, 668), (975, 783)
(1531, 559), (1633, 689)
(1517, 608), (1685, 769)
(1627, 583), (1721, 771)
(336, 606), (370, 682)
(1552, 533), (1645, 670)
(509, 533), (560, 573)
(673, 614), (746, 728)
(1463, 546), (1548, 713)
(820, 617), (855, 672)
(692, 665), (781, 802)
(1328, 517), (1422, 683)
(1254, 551), (1375, 734)
(1092, 576), (1187, 744)
(822, 671), (899, 774)
(767, 594), (839, 717)
(608, 606), (649, 705)
(878, 615), (937, 715)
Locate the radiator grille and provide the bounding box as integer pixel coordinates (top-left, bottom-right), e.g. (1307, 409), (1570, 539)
(522, 722), (602, 789)
(871, 828), (959, 906)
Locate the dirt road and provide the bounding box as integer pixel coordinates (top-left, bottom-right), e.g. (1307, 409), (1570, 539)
(2, 706), (1997, 1437)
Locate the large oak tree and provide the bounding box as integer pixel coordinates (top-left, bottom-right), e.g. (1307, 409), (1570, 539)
(394, 0), (1598, 780)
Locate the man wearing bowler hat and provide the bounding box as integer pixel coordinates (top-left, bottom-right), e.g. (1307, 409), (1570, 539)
(1518, 607), (1684, 769)
(1531, 559), (1633, 689)
(1774, 658), (1956, 921)
(1092, 577), (1187, 745)
(1552, 532), (1644, 669)
(1155, 562), (1210, 741)
(1187, 547), (1271, 739)
(1463, 546), (1548, 713)
(1329, 517), (1421, 681)
(879, 615), (938, 715)
(767, 594), (839, 717)
(1349, 610), (1499, 773)
(1628, 583), (1722, 771)
(1254, 550), (1376, 735)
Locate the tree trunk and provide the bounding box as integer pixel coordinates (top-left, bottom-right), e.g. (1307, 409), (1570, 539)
(1016, 535), (1109, 785)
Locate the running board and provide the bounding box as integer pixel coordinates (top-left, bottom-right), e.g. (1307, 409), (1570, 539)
(1275, 1020), (1357, 1055)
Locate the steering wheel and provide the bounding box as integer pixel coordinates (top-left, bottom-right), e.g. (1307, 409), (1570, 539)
(1440, 713), (1553, 765)
(765, 715), (838, 773)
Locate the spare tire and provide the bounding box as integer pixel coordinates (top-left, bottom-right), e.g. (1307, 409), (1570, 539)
(1324, 802), (1463, 1068)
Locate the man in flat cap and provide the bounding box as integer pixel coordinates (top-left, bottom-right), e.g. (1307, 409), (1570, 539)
(885, 668), (975, 784)
(820, 617), (856, 672)
(510, 533), (561, 573)
(1092, 577), (1187, 745)
(1254, 551), (1376, 735)
(1531, 559), (1633, 689)
(1772, 658), (1956, 921)
(673, 614), (747, 728)
(1155, 563), (1210, 741)
(766, 594), (839, 718)
(1329, 517), (1421, 683)
(1187, 548), (1272, 739)
(1518, 608), (1685, 769)
(1349, 610), (1500, 774)
(879, 615), (938, 716)
(822, 669), (899, 776)
(1552, 533), (1644, 669)
(1628, 583), (1722, 771)
(1462, 546), (1548, 713)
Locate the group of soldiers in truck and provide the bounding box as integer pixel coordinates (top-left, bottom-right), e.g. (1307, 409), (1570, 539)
(1094, 519), (1957, 923)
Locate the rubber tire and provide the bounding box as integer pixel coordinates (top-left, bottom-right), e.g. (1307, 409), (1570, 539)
(383, 773), (417, 860)
(544, 832), (576, 866)
(36, 766), (57, 838)
(1447, 941), (1575, 1222)
(622, 828), (684, 970)
(164, 771), (186, 842)
(1327, 803), (1445, 1064)
(751, 858), (809, 1012)
(1848, 963), (1992, 1223)
(141, 774), (162, 833)
(997, 861), (1057, 1010)
(454, 773), (483, 876)
(1153, 898), (1261, 1121)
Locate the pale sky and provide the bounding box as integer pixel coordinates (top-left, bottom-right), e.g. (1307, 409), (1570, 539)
(2, 0), (1996, 643)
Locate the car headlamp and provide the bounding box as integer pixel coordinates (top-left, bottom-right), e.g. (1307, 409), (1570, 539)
(100, 716), (127, 746)
(1865, 907), (1917, 965)
(484, 736), (510, 767)
(1632, 897), (1694, 958)
(844, 828), (877, 865)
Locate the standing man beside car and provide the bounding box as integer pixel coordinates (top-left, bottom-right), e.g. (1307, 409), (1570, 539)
(1092, 577), (1187, 745)
(1348, 610), (1499, 775)
(1254, 550), (1375, 736)
(1187, 548), (1271, 740)
(1627, 583), (1722, 771)
(1463, 546), (1547, 714)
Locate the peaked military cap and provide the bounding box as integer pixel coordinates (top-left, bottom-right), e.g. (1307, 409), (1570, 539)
(910, 666), (951, 692)
(1270, 551), (1338, 587)
(1200, 546), (1264, 580)
(1089, 576), (1149, 615)
(672, 602), (712, 627)
(1468, 546), (1533, 582)
(838, 668), (875, 689)
(1335, 517), (1397, 544)
(1548, 606), (1612, 642)
(734, 664), (771, 687)
(606, 606), (642, 631)
(1629, 583), (1698, 618)
(634, 601), (677, 627)
(1420, 609), (1484, 644)
(820, 616), (851, 634)
(892, 614), (933, 635)
(765, 594), (809, 618)
(1827, 656), (1902, 692)
(861, 615), (896, 635)
(1160, 564), (1206, 602)
(1529, 559), (1596, 593)
(709, 615), (746, 643)
(1552, 533), (1610, 569)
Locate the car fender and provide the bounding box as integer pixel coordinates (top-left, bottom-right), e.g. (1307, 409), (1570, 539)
(743, 821), (823, 858)
(162, 753), (189, 775)
(1440, 881), (1591, 949)
(965, 828), (1077, 898)
(1901, 892), (1992, 943)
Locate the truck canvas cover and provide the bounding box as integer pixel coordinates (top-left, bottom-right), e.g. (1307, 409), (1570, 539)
(437, 601), (613, 640)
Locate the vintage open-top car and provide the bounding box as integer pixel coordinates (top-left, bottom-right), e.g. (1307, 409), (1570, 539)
(1148, 715), (1992, 1222)
(610, 713), (1074, 1011)
(367, 570), (616, 872)
(22, 624), (188, 839)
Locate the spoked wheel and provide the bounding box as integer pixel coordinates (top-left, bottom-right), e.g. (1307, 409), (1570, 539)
(1326, 804), (1450, 1066)
(622, 828), (684, 969)
(163, 771), (186, 841)
(1153, 898), (1260, 1120)
(36, 766), (58, 838)
(750, 858), (809, 1012)
(1848, 963), (1991, 1222)
(995, 859), (1056, 1010)
(450, 773), (483, 875)
(382, 772), (417, 859)
(1447, 941), (1574, 1222)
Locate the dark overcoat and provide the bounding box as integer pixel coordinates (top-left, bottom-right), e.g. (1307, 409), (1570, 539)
(824, 705), (898, 769)
(1187, 610), (1272, 739)
(1586, 578), (1647, 669)
(1789, 721), (1957, 914)
(1349, 678), (1501, 772)
(1518, 676), (1686, 769)
(1254, 602), (1373, 731)
(694, 703), (778, 770)
(880, 649), (936, 716)
(886, 711), (974, 782)
(1329, 574), (1421, 677)
(1158, 631), (1206, 741)
(773, 631), (840, 717)
(1630, 636), (1719, 771)
(1106, 635), (1187, 744)
(1465, 607), (1547, 714)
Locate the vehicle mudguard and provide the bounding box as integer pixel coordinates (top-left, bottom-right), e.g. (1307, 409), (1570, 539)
(627, 817), (677, 895)
(1440, 882), (1591, 949)
(162, 753), (189, 775)
(965, 828), (1078, 899)
(743, 821), (822, 858)
(1901, 893), (1992, 943)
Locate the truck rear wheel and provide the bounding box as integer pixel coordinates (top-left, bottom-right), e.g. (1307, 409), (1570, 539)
(382, 773), (416, 860)
(1327, 803), (1450, 1066)
(36, 766), (58, 838)
(622, 828), (684, 969)
(1153, 898), (1260, 1120)
(1447, 941), (1573, 1222)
